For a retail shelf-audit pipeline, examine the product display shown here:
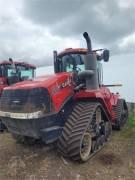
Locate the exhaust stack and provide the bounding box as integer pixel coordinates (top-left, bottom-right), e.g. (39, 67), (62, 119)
(83, 32), (99, 90)
(83, 32), (92, 53)
(53, 50), (59, 73)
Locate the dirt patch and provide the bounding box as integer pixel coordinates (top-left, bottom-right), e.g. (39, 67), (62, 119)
(97, 153), (123, 166)
(0, 128), (135, 180)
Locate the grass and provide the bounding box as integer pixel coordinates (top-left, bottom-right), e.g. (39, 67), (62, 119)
(126, 113), (135, 129)
(120, 113), (135, 139)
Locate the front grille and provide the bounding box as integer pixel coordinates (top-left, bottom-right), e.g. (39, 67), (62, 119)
(0, 88), (52, 113)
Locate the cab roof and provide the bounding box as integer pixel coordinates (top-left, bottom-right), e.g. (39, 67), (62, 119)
(57, 48), (99, 57)
(0, 61), (36, 69)
(58, 48), (87, 57)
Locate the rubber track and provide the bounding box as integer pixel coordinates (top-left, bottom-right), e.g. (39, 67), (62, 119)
(57, 102), (104, 161)
(113, 99), (124, 129)
(114, 99), (123, 122)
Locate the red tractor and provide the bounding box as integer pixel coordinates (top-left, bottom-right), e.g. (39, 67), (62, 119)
(0, 59), (36, 131)
(0, 32), (128, 162)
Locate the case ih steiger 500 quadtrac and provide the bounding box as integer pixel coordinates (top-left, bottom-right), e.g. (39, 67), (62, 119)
(0, 32), (128, 162)
(0, 59), (36, 131)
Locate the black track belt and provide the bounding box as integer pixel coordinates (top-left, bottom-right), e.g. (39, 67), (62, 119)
(57, 101), (111, 161)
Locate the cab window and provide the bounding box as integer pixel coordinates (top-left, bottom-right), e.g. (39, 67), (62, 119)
(20, 69), (33, 80)
(59, 53), (85, 73)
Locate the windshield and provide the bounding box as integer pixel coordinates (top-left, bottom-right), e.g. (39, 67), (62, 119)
(16, 65), (35, 80)
(58, 53), (85, 73)
(0, 64), (35, 80)
(20, 69), (34, 80)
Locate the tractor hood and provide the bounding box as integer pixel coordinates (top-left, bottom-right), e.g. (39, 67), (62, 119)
(0, 72), (74, 119)
(4, 72), (72, 91)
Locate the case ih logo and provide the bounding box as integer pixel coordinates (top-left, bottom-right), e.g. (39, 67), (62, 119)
(51, 77), (72, 95)
(61, 78), (71, 88)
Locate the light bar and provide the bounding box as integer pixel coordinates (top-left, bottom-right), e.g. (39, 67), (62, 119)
(0, 110), (44, 119)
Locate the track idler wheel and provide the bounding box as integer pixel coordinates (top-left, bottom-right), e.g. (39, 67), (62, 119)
(80, 132), (92, 161)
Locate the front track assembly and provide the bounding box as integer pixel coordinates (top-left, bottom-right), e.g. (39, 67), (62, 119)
(57, 101), (112, 162)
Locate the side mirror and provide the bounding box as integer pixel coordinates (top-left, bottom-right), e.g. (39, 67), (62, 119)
(103, 49), (109, 62)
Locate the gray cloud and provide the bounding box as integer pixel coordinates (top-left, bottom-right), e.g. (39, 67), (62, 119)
(23, 0), (135, 46)
(0, 0), (135, 67)
(23, 0), (85, 25)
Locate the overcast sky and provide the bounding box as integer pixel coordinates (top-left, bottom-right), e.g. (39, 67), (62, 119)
(0, 0), (135, 66)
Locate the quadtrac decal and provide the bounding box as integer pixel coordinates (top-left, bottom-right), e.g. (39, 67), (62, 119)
(51, 77), (72, 95)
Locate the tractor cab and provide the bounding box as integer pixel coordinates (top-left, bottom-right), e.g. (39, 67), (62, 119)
(0, 59), (36, 131)
(54, 48), (109, 86)
(0, 59), (36, 86)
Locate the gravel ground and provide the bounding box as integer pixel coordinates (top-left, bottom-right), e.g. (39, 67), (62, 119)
(0, 127), (135, 180)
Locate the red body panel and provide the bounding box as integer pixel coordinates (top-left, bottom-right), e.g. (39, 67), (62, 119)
(3, 72), (119, 121)
(74, 87), (119, 122)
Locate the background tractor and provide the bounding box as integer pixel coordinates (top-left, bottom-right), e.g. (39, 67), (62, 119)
(0, 32), (128, 162)
(0, 59), (36, 131)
